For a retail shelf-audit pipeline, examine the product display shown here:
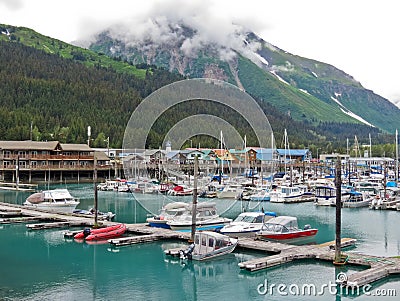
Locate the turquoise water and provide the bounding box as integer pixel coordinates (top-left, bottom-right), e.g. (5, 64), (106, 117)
(1, 184), (400, 300)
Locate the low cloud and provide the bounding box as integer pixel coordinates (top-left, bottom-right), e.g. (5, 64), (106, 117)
(80, 0), (263, 62)
(0, 0), (24, 10)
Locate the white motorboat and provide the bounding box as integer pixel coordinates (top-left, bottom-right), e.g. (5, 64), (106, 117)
(146, 202), (190, 229)
(167, 202), (232, 231)
(216, 184), (243, 199)
(220, 211), (277, 238)
(24, 189), (80, 213)
(178, 231), (238, 261)
(314, 185), (351, 206)
(249, 188), (271, 201)
(342, 191), (373, 208)
(270, 186), (308, 203)
(370, 187), (400, 210)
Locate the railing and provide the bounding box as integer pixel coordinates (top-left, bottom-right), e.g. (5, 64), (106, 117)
(0, 154), (93, 160)
(0, 165), (111, 171)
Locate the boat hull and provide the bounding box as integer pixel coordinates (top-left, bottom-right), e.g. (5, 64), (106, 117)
(74, 224), (125, 240)
(168, 220), (231, 232)
(257, 229), (318, 241)
(219, 228), (260, 238)
(85, 224), (126, 241)
(192, 241), (237, 260)
(147, 218), (170, 229)
(24, 201), (79, 213)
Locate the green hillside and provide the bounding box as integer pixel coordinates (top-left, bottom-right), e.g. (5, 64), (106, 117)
(0, 23), (395, 154)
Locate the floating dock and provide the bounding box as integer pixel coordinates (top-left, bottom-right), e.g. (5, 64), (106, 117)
(1, 201), (400, 289)
(0, 182), (38, 192)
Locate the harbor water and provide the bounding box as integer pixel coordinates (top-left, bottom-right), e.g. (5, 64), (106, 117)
(1, 184), (400, 300)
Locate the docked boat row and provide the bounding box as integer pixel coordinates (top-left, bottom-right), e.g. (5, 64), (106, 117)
(147, 201), (318, 242)
(171, 213), (317, 262)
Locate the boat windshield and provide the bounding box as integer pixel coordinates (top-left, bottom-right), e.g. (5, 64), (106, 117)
(263, 223), (290, 233)
(234, 215), (256, 223)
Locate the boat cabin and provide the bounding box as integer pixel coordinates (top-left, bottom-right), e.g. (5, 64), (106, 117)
(194, 231), (234, 255)
(233, 211), (276, 224)
(261, 216), (300, 233)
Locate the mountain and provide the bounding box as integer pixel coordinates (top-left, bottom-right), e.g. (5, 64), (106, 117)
(86, 20), (400, 134)
(0, 23), (396, 154)
(0, 24), (183, 147)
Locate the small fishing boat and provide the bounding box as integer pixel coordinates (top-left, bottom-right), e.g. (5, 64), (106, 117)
(73, 208), (116, 221)
(167, 185), (193, 196)
(342, 191), (373, 208)
(146, 202), (190, 229)
(74, 224), (126, 241)
(256, 216), (318, 242)
(178, 231), (238, 261)
(216, 184), (243, 199)
(23, 188), (79, 213)
(249, 188), (271, 202)
(370, 186), (400, 210)
(314, 185), (351, 206)
(220, 211), (277, 238)
(269, 186), (304, 203)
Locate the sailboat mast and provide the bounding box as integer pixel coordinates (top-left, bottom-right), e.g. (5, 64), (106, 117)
(244, 135), (247, 176)
(369, 133), (372, 158)
(396, 129), (399, 184)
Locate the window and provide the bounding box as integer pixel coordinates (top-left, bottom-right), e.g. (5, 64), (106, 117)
(255, 215), (264, 223)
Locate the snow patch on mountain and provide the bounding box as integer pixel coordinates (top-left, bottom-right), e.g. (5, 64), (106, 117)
(253, 52), (269, 66)
(339, 108), (375, 127)
(331, 95), (375, 127)
(270, 70), (289, 85)
(299, 89), (310, 95)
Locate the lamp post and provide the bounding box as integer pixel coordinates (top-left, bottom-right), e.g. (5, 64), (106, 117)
(106, 137), (110, 179)
(316, 148), (321, 161)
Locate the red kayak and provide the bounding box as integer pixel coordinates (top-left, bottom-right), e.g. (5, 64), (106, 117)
(74, 224), (126, 240)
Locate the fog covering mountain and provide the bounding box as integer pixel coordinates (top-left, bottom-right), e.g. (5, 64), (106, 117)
(85, 14), (400, 134)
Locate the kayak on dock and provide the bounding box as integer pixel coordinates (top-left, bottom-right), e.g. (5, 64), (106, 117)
(74, 224), (126, 241)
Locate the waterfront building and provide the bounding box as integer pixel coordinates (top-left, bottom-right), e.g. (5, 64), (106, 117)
(0, 140), (111, 183)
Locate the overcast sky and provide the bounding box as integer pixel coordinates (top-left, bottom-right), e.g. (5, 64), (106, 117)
(1, 0), (399, 107)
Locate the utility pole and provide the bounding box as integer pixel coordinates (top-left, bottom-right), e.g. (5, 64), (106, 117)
(94, 155), (98, 226)
(334, 156), (343, 264)
(190, 155), (198, 242)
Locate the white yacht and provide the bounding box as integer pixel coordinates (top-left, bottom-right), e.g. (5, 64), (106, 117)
(167, 202), (232, 231)
(24, 189), (80, 213)
(220, 211), (277, 238)
(146, 202), (190, 229)
(216, 184), (243, 199)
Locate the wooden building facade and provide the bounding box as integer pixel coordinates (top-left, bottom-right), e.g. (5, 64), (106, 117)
(0, 141), (111, 183)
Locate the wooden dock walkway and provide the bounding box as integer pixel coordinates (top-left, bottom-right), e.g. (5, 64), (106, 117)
(1, 201), (400, 288)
